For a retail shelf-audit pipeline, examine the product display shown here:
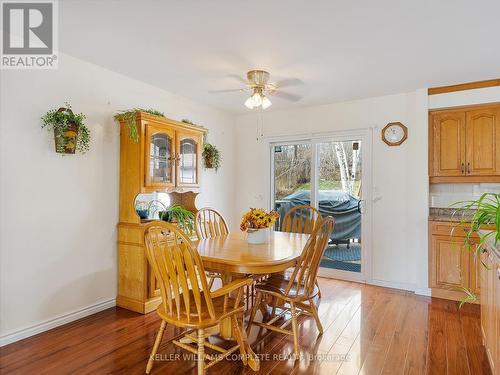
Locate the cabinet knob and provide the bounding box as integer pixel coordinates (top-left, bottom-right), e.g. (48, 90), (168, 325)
(461, 163), (465, 175)
(467, 162), (471, 174)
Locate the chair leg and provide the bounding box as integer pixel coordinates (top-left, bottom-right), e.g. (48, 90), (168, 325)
(316, 279), (322, 298)
(246, 291), (261, 335)
(231, 315), (248, 366)
(290, 302), (300, 359)
(309, 299), (323, 334)
(146, 320), (166, 374)
(197, 328), (205, 375)
(270, 296), (278, 319)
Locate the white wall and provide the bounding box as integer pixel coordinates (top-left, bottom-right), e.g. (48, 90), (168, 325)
(234, 91), (429, 292)
(0, 53), (236, 343)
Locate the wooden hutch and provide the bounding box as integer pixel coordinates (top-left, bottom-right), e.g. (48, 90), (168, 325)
(117, 112), (205, 313)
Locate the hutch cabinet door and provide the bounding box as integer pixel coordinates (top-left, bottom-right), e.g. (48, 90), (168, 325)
(145, 124), (176, 189)
(430, 111), (466, 177)
(176, 131), (202, 187)
(465, 107), (500, 176)
(430, 234), (469, 290)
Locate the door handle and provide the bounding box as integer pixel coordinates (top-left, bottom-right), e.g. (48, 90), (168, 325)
(461, 163), (465, 175)
(467, 162), (471, 174)
(358, 200), (366, 214)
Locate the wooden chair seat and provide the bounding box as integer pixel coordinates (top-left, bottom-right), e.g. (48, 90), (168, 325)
(157, 292), (245, 328)
(255, 274), (320, 302)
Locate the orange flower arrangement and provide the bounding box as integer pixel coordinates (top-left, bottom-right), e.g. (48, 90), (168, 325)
(240, 208), (279, 232)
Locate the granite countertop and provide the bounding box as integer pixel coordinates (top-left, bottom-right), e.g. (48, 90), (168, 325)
(428, 207), (475, 223)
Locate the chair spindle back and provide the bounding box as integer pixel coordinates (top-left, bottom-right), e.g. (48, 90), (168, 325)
(195, 208), (229, 240)
(144, 221), (215, 323)
(281, 205), (322, 234)
(285, 216), (335, 298)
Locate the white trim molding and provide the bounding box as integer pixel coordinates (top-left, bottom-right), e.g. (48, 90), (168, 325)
(0, 298), (116, 347)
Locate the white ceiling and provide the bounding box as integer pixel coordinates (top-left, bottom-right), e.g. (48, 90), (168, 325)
(60, 0), (500, 114)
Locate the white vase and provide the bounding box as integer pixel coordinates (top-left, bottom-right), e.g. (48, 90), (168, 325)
(247, 228), (269, 244)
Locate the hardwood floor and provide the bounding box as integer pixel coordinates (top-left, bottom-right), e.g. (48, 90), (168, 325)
(0, 279), (491, 375)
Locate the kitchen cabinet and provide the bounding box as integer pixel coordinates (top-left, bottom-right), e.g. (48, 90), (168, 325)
(429, 104), (500, 183)
(480, 240), (499, 374)
(429, 220), (481, 302)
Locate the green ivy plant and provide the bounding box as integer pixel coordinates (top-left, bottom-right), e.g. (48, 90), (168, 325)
(202, 143), (221, 171)
(41, 103), (90, 153)
(114, 108), (165, 143)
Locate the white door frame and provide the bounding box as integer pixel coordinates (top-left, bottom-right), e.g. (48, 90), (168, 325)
(267, 128), (373, 283)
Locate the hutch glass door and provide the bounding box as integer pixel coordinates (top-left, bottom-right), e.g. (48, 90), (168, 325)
(145, 125), (175, 188)
(177, 132), (200, 186)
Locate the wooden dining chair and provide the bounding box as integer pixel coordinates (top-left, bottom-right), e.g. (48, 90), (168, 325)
(194, 208), (229, 289)
(247, 216), (335, 358)
(280, 204), (324, 297)
(143, 221), (254, 375)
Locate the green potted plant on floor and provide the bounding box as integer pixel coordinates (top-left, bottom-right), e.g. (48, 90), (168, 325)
(41, 103), (90, 154)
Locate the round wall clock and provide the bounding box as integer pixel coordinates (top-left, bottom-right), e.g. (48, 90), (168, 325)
(381, 122), (408, 146)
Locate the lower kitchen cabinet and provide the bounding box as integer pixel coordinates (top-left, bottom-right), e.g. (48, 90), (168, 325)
(480, 242), (499, 374)
(429, 220), (480, 302)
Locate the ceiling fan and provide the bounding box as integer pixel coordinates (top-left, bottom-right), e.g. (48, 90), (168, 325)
(209, 70), (303, 110)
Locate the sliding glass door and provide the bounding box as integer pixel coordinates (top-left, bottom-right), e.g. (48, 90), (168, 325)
(271, 134), (369, 281)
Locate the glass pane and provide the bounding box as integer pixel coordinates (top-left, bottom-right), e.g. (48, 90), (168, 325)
(273, 143), (312, 229)
(149, 133), (172, 183)
(179, 138), (197, 184)
(318, 140), (362, 273)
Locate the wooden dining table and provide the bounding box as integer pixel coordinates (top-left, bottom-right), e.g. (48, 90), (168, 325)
(194, 230), (310, 371)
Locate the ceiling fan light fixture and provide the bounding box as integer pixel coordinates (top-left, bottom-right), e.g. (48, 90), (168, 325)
(251, 92), (262, 107)
(261, 96), (272, 109)
(244, 96), (255, 109)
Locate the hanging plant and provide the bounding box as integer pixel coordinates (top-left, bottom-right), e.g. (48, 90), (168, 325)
(114, 108), (165, 143)
(202, 143), (221, 171)
(41, 103), (90, 154)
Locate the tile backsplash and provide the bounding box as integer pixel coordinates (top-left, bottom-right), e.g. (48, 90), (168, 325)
(429, 183), (500, 208)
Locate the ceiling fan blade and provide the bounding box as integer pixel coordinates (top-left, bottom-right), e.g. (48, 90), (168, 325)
(269, 90), (302, 102)
(208, 88), (246, 94)
(226, 74), (248, 85)
(272, 78), (304, 88)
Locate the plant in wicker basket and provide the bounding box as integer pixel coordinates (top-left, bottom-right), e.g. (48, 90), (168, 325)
(41, 103), (89, 154)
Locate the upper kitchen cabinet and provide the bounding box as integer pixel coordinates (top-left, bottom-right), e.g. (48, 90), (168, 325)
(429, 104), (500, 183)
(466, 107), (500, 176)
(429, 110), (466, 177)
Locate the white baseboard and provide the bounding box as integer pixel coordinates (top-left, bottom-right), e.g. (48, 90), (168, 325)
(413, 287), (432, 297)
(318, 274), (432, 297)
(366, 279), (416, 293)
(0, 298), (116, 347)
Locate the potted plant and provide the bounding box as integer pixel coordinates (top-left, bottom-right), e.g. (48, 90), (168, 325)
(41, 103), (90, 154)
(452, 192), (499, 306)
(202, 143), (221, 171)
(114, 108), (165, 143)
(240, 208), (279, 244)
(159, 205), (195, 234)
